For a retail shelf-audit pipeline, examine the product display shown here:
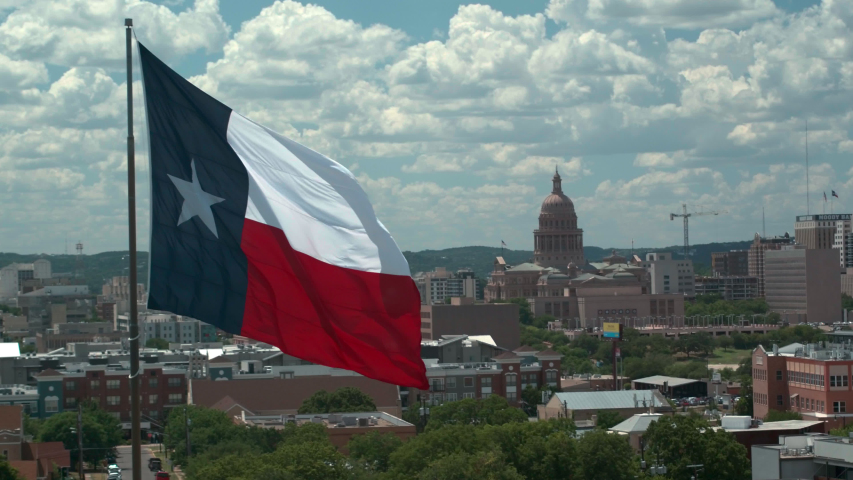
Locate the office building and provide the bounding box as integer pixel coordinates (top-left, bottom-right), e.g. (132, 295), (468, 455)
(694, 276), (758, 300)
(0, 260), (50, 299)
(795, 214), (850, 250)
(712, 250), (749, 277)
(753, 334), (853, 430)
(101, 276), (146, 314)
(420, 298), (520, 349)
(749, 232), (794, 297)
(639, 252), (695, 296)
(765, 247), (841, 324)
(834, 220), (853, 268)
(139, 313), (217, 344)
(414, 267), (480, 305)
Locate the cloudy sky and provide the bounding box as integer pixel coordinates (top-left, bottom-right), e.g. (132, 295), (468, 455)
(0, 0), (851, 255)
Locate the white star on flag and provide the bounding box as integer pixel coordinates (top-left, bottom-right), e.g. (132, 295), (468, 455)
(168, 159), (225, 238)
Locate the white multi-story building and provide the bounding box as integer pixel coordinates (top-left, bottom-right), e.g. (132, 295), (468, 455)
(0, 260), (51, 298)
(834, 220), (853, 268)
(640, 252), (695, 296)
(414, 268), (480, 305)
(140, 313), (217, 344)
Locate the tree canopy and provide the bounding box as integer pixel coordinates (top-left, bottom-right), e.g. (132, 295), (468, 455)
(424, 395), (527, 431)
(298, 387), (377, 414)
(764, 410), (802, 422)
(38, 401), (121, 469)
(145, 337), (170, 349)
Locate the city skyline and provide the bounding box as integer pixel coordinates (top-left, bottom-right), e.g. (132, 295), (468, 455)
(0, 0), (851, 255)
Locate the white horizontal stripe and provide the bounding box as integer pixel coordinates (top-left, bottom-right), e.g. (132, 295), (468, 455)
(226, 112), (410, 276)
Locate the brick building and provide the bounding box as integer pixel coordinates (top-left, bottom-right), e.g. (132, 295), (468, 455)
(0, 405), (69, 480)
(753, 338), (853, 430)
(409, 346), (561, 409)
(34, 365), (187, 424)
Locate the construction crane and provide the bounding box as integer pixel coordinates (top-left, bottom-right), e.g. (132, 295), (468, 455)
(669, 204), (726, 258)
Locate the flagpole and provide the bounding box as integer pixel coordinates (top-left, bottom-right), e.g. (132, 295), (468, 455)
(125, 18), (142, 480)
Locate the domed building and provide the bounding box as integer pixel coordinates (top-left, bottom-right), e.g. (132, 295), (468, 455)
(534, 168), (584, 269)
(484, 172), (685, 328)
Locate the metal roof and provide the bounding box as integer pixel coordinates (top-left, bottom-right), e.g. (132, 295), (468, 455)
(0, 343), (20, 358)
(553, 390), (666, 411)
(633, 375), (699, 387)
(609, 414), (663, 434)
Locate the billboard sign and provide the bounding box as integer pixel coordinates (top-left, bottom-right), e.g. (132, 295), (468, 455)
(603, 322), (621, 340)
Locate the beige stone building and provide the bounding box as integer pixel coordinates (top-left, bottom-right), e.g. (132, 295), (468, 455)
(765, 246), (841, 324)
(749, 232), (794, 297)
(484, 172), (685, 327)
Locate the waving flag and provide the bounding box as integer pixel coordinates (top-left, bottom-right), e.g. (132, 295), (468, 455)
(833, 190), (839, 198)
(138, 43), (427, 388)
(825, 192), (828, 202)
(501, 240), (507, 247)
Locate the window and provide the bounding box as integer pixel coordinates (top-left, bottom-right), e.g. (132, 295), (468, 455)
(66, 381), (76, 391)
(65, 397), (77, 408)
(464, 377), (474, 388)
(776, 370), (782, 381)
(481, 377), (492, 387)
(107, 396), (120, 406)
(45, 397), (58, 413)
(149, 378), (158, 388)
(506, 392), (517, 402)
(168, 377), (181, 388)
(107, 380), (120, 390)
(169, 394), (182, 404)
(149, 394), (158, 405)
(90, 380), (100, 390)
(446, 393), (457, 402)
(546, 371), (558, 383)
(150, 410), (159, 419)
(446, 377), (456, 389)
(506, 374), (517, 387)
(463, 392), (475, 399)
(834, 401), (846, 413)
(430, 379), (445, 392)
(831, 375), (849, 387)
(777, 395), (783, 406)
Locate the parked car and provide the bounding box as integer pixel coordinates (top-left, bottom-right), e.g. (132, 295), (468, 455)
(148, 458), (162, 472)
(155, 471), (170, 480)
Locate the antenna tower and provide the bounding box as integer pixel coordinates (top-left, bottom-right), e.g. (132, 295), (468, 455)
(75, 241), (84, 277)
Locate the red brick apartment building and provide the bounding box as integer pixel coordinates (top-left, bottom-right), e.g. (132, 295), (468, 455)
(35, 365), (187, 423)
(754, 342), (853, 430)
(0, 405), (70, 480)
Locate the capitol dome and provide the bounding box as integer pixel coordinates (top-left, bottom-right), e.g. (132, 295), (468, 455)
(533, 167), (584, 270)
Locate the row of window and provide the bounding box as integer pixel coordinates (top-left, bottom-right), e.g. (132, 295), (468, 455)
(754, 369), (767, 381)
(787, 371), (826, 387)
(48, 394), (184, 412)
(794, 396), (826, 412)
(755, 393), (768, 405)
(597, 309), (639, 315)
(67, 377), (183, 390)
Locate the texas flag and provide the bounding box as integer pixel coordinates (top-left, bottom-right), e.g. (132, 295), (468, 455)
(138, 43), (428, 389)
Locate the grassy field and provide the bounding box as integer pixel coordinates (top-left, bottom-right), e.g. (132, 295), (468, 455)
(708, 347), (751, 365)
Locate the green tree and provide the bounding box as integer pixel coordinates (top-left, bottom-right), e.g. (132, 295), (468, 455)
(576, 429), (638, 480)
(0, 456), (23, 480)
(415, 451), (524, 480)
(764, 410), (802, 422)
(38, 402), (121, 470)
(502, 298), (533, 325)
(145, 337), (170, 349)
(843, 294), (853, 311)
(734, 377), (753, 417)
(23, 413), (41, 439)
(298, 387), (376, 414)
(645, 415), (750, 480)
(489, 419), (577, 479)
(348, 431), (403, 473)
(717, 335), (734, 352)
(388, 424), (492, 476)
(594, 410), (624, 429)
(165, 406), (236, 466)
(425, 395), (527, 431)
(20, 343), (35, 354)
(532, 314), (556, 329)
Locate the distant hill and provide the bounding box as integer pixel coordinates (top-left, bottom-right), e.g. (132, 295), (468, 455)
(0, 239), (751, 293)
(404, 240), (752, 279)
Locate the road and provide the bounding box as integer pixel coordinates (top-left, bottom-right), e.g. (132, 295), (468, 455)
(115, 445), (159, 480)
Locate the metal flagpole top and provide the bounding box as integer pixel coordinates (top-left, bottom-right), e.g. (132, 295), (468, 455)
(125, 18), (133, 27)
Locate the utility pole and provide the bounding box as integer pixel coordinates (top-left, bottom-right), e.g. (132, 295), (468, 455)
(77, 403), (83, 480)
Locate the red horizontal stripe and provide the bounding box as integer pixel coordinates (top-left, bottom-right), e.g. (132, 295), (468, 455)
(239, 218), (428, 389)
